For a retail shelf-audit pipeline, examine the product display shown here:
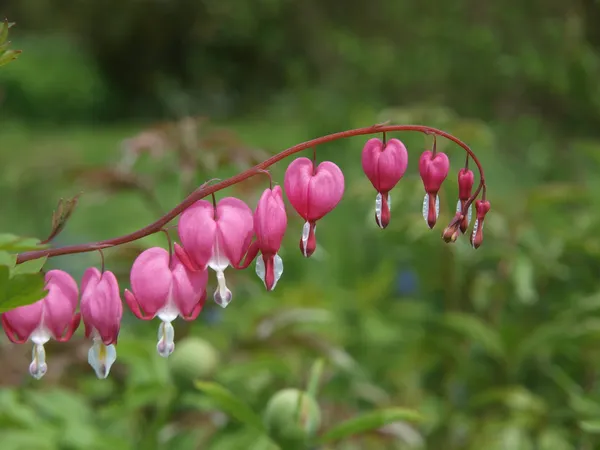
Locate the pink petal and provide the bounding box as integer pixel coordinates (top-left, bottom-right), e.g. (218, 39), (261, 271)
(419, 151), (450, 193)
(178, 200), (217, 270)
(376, 139), (408, 193)
(284, 157), (314, 220)
(43, 270), (79, 340)
(128, 247), (172, 318)
(216, 197), (254, 266)
(171, 255), (208, 318)
(80, 268), (123, 345)
(1, 300), (44, 343)
(306, 161), (345, 221)
(254, 186), (287, 255)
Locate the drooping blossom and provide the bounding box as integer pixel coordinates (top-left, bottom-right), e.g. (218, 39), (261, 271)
(456, 168), (475, 233)
(0, 270), (80, 380)
(80, 268), (123, 379)
(176, 197), (255, 308)
(254, 186), (287, 290)
(361, 137), (408, 228)
(284, 157), (344, 257)
(470, 199), (491, 249)
(419, 150), (450, 229)
(124, 247), (208, 357)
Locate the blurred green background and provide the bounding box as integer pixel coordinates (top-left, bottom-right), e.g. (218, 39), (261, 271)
(2, 0), (600, 449)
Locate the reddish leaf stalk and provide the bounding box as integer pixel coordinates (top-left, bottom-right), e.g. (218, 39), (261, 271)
(16, 124), (486, 264)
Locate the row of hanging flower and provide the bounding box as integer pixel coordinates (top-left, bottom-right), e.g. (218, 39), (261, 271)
(1, 137), (490, 380)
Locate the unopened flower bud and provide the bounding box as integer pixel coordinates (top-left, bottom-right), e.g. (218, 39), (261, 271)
(264, 388), (321, 449)
(442, 213), (462, 243)
(456, 168), (475, 233)
(470, 199), (491, 249)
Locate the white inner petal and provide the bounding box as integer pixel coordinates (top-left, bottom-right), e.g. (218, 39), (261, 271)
(272, 254), (284, 289)
(422, 194), (428, 223)
(29, 343), (47, 380)
(213, 270), (232, 308)
(375, 192), (382, 226)
(88, 339), (117, 379)
(255, 254), (266, 282)
(208, 234), (230, 272)
(30, 324), (51, 346)
(157, 292), (180, 323)
(471, 219), (480, 248)
(157, 321), (175, 358)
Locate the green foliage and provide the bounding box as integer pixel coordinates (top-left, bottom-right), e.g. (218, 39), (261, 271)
(0, 236), (48, 312)
(0, 19), (21, 68)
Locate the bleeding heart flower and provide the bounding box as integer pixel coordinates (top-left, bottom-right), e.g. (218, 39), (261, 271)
(1, 270), (80, 380)
(419, 150), (450, 229)
(456, 168), (475, 233)
(284, 157), (344, 257)
(254, 186), (287, 291)
(176, 197), (254, 308)
(361, 137), (408, 228)
(80, 268), (123, 379)
(470, 199), (491, 249)
(124, 247), (208, 357)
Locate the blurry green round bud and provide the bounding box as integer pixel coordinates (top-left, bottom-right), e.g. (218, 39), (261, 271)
(168, 337), (219, 385)
(263, 388), (321, 449)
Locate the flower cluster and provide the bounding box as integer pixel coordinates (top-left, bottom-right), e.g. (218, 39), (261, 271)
(2, 132), (489, 379)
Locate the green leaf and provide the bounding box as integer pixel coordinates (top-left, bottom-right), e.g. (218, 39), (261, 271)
(0, 49), (21, 67)
(0, 250), (17, 268)
(579, 420), (600, 434)
(306, 358), (325, 398)
(0, 234), (46, 252)
(442, 312), (505, 360)
(0, 19), (11, 46)
(317, 408), (423, 444)
(12, 256), (48, 276)
(195, 381), (266, 432)
(0, 270), (47, 312)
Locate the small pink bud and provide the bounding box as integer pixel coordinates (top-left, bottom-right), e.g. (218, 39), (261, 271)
(470, 200), (491, 249)
(254, 186), (287, 291)
(284, 157), (344, 257)
(1, 270), (80, 380)
(419, 150), (450, 229)
(361, 138), (408, 229)
(124, 247), (208, 357)
(81, 268), (123, 379)
(456, 168), (475, 233)
(177, 197), (255, 307)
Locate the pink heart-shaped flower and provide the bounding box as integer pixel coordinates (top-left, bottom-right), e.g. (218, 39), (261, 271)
(284, 157), (344, 222)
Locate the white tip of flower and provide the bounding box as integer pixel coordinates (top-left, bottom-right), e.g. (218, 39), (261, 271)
(471, 219), (483, 248)
(29, 343), (47, 380)
(273, 254), (284, 287)
(422, 194), (440, 224)
(256, 254), (284, 290)
(456, 200), (473, 226)
(255, 254), (265, 283)
(157, 321), (175, 358)
(301, 221), (311, 256)
(214, 270), (232, 308)
(88, 340), (117, 379)
(375, 192), (392, 229)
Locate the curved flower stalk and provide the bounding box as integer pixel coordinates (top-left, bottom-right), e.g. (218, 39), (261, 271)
(284, 157), (344, 257)
(0, 270), (80, 379)
(361, 137), (408, 228)
(254, 186), (287, 291)
(80, 268), (123, 379)
(176, 197), (255, 308)
(124, 247), (208, 357)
